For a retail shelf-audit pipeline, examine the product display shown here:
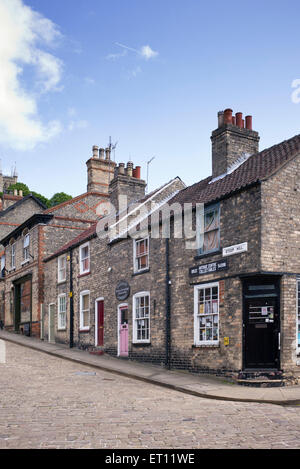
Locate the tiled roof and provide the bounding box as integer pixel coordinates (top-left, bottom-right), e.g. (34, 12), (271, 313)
(171, 133), (300, 206)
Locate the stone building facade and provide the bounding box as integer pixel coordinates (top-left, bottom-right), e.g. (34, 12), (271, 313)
(4, 109), (300, 386)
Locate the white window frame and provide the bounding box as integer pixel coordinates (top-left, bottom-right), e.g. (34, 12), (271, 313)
(194, 282), (219, 346)
(58, 255), (67, 283)
(80, 290), (90, 331)
(132, 291), (150, 344)
(11, 243), (16, 269)
(23, 233), (30, 261)
(133, 237), (149, 273)
(79, 242), (90, 275)
(57, 293), (67, 331)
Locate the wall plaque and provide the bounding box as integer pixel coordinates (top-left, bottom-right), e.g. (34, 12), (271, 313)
(115, 281), (130, 301)
(189, 259), (228, 278)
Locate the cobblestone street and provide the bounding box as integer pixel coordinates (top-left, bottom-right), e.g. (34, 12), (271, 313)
(0, 341), (300, 449)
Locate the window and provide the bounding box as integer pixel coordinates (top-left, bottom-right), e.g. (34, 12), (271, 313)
(58, 294), (67, 330)
(58, 255), (67, 283)
(11, 243), (16, 269)
(23, 233), (30, 261)
(80, 291), (90, 330)
(80, 243), (90, 275)
(0, 255), (5, 278)
(198, 204), (220, 255)
(194, 282), (219, 345)
(133, 292), (150, 343)
(134, 238), (149, 273)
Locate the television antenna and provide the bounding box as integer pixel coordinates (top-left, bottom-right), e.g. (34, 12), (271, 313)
(146, 156), (155, 193)
(107, 136), (118, 183)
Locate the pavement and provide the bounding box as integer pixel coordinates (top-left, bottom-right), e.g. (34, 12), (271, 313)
(1, 330), (300, 406)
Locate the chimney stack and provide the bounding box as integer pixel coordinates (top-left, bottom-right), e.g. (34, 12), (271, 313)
(109, 160), (146, 212)
(86, 144), (116, 193)
(211, 108), (259, 178)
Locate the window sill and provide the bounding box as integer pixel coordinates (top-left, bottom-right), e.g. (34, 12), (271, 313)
(21, 260), (30, 266)
(57, 280), (67, 285)
(132, 341), (151, 346)
(57, 328), (66, 332)
(79, 328), (90, 333)
(194, 250), (222, 261)
(193, 342), (220, 349)
(132, 268), (150, 277)
(78, 271), (91, 278)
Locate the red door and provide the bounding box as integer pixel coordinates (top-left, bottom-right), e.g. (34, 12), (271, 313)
(97, 301), (104, 346)
(119, 306), (128, 357)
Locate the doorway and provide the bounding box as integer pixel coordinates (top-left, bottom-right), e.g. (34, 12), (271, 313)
(48, 304), (55, 343)
(95, 299), (104, 347)
(118, 304), (129, 357)
(243, 277), (280, 370)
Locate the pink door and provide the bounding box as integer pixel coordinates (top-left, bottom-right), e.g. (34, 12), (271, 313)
(119, 306), (128, 357)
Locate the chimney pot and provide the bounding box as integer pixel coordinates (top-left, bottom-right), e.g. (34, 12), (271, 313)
(224, 109), (233, 125)
(236, 112), (243, 129)
(13, 189), (18, 196)
(232, 116), (236, 126)
(245, 115), (252, 130)
(92, 145), (99, 158)
(127, 161), (133, 177)
(105, 148), (111, 160)
(218, 111), (224, 128)
(135, 166), (141, 179)
(19, 190), (23, 197)
(99, 148), (105, 159)
(118, 163), (125, 175)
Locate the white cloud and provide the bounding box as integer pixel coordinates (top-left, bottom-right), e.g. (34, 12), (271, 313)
(140, 45), (158, 60)
(109, 42), (159, 61)
(0, 0), (63, 150)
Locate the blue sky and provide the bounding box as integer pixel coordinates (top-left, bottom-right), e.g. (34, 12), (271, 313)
(1, 0), (300, 197)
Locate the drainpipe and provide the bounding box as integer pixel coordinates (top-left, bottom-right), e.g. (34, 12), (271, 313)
(69, 249), (74, 348)
(165, 239), (171, 369)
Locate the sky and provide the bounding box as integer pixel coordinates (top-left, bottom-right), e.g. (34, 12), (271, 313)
(1, 0), (300, 198)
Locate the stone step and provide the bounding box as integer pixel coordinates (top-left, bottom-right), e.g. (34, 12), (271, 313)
(237, 378), (284, 388)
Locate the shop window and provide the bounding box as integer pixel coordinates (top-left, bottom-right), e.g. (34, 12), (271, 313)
(194, 282), (219, 345)
(133, 292), (150, 343)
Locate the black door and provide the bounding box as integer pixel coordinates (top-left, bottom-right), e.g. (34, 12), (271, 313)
(243, 278), (280, 370)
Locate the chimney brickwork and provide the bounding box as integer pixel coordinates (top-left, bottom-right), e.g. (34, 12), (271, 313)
(86, 145), (116, 194)
(109, 162), (146, 213)
(211, 109), (260, 178)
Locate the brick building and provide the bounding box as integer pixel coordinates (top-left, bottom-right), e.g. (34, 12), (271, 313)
(4, 109), (300, 386)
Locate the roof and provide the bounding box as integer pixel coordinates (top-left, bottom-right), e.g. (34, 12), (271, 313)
(0, 213), (54, 246)
(44, 177), (184, 261)
(171, 133), (300, 206)
(44, 191), (109, 214)
(0, 194), (47, 219)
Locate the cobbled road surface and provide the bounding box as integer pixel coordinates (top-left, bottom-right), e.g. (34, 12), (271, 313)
(0, 341), (300, 449)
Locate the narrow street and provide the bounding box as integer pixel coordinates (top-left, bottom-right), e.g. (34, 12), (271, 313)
(0, 341), (299, 449)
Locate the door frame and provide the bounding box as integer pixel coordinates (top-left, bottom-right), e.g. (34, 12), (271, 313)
(95, 297), (104, 347)
(117, 303), (129, 357)
(48, 303), (55, 343)
(242, 275), (281, 371)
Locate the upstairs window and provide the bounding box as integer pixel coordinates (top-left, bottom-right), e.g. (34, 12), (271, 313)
(23, 233), (30, 261)
(58, 255), (67, 283)
(0, 255), (5, 278)
(80, 242), (90, 275)
(11, 243), (16, 269)
(198, 204), (220, 255)
(134, 238), (149, 273)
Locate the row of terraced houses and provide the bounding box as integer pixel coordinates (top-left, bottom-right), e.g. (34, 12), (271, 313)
(1, 108), (300, 386)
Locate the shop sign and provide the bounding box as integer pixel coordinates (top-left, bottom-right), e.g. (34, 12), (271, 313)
(189, 259), (228, 278)
(223, 242), (248, 257)
(115, 281), (130, 301)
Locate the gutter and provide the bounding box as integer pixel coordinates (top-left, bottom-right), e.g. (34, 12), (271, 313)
(165, 238), (171, 370)
(69, 249), (74, 349)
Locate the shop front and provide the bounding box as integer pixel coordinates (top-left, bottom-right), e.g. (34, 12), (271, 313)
(13, 275), (32, 336)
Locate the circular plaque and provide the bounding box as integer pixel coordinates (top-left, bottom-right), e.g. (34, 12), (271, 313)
(115, 281), (130, 301)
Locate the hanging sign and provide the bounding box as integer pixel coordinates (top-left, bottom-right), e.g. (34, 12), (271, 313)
(189, 259), (228, 278)
(115, 281), (130, 301)
(223, 242), (248, 257)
